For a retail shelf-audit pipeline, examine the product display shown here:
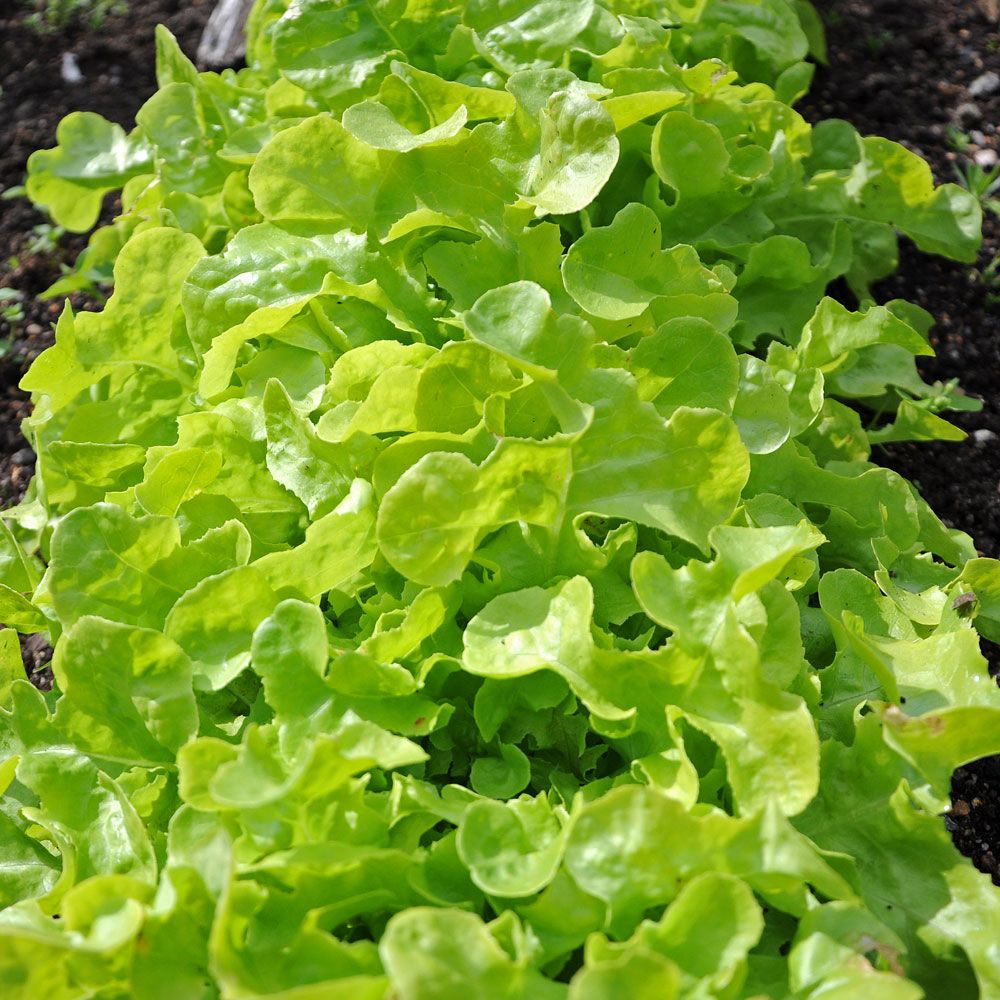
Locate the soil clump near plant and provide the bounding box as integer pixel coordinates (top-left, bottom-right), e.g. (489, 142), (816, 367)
(0, 0), (998, 885)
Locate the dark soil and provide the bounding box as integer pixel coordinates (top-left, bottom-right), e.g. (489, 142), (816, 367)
(1, 0), (999, 884)
(800, 0), (1000, 884)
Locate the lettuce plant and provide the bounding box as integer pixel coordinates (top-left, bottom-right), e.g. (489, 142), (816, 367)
(3, 1), (1000, 996)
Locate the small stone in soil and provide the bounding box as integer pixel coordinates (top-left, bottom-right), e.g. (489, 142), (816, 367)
(955, 100), (984, 126)
(975, 147), (999, 168)
(970, 70), (1000, 98)
(60, 52), (84, 85)
(973, 428), (998, 445)
(10, 448), (34, 466)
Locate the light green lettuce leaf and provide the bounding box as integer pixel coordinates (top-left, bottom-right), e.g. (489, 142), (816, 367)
(798, 297), (932, 370)
(180, 711), (425, 819)
(651, 109), (731, 199)
(26, 113), (153, 231)
(135, 447), (224, 517)
(569, 949), (680, 1000)
(164, 564), (280, 690)
(464, 281), (593, 380)
(377, 436), (572, 587)
(380, 907), (566, 1000)
(135, 83), (231, 197)
(373, 128), (517, 236)
(414, 340), (520, 433)
(249, 115), (383, 226)
(22, 229), (204, 417)
(788, 901), (922, 999)
(129, 866), (217, 1000)
(209, 841), (404, 996)
(562, 203), (726, 321)
(631, 317), (740, 416)
(343, 99), (468, 150)
(43, 504), (190, 630)
(272, 0), (406, 105)
(52, 616), (197, 763)
(583, 872), (763, 995)
(0, 587), (48, 634)
(483, 71), (620, 216)
(0, 521), (40, 596)
(457, 794), (565, 896)
(159, 409), (303, 532)
(882, 704), (1000, 798)
(14, 749), (157, 907)
(566, 373), (748, 553)
(695, 0), (810, 74)
(253, 478), (378, 598)
(564, 784), (852, 933)
(383, 60), (516, 123)
(0, 757), (60, 908)
(732, 354), (793, 454)
(732, 230), (851, 346)
(464, 0), (599, 73)
(848, 137), (982, 263)
(463, 575), (678, 742)
(46, 441), (146, 492)
(264, 379), (353, 518)
(72, 227), (205, 373)
(379, 373), (747, 584)
(0, 880), (148, 999)
(182, 222), (376, 398)
(957, 557), (1000, 643)
(632, 520), (824, 652)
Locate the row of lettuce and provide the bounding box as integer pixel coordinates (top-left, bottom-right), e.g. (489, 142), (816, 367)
(2, 0), (1000, 997)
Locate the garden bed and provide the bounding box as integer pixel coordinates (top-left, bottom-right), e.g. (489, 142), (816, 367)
(799, 0), (1000, 885)
(0, 0), (997, 972)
